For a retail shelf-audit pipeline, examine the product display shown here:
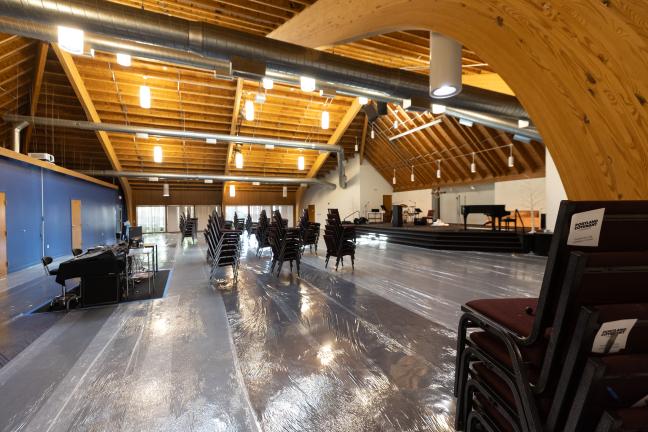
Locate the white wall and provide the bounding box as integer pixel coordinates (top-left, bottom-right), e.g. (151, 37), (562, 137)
(494, 178), (546, 213)
(299, 155), (392, 226)
(545, 148), (568, 231)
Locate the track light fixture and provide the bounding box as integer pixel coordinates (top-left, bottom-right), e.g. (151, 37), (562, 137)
(392, 168), (396, 185)
(162, 183), (170, 197)
(321, 110), (330, 130)
(235, 148), (243, 169)
(431, 104), (446, 115)
(370, 124), (375, 140)
(518, 119), (530, 129)
(508, 145), (515, 168)
(410, 165), (415, 182)
(229, 184), (236, 197)
(153, 145), (163, 163)
(244, 100), (255, 121)
(470, 152), (477, 173)
(354, 136), (359, 152)
(297, 154), (305, 171)
(139, 85), (151, 109)
(436, 160), (441, 179)
(282, 186), (288, 198)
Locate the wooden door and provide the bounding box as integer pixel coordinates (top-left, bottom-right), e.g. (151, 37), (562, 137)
(71, 200), (82, 250)
(0, 193), (6, 276)
(307, 204), (315, 222)
(382, 194), (392, 223)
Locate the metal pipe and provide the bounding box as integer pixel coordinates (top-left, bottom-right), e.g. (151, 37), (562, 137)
(12, 120), (28, 153)
(81, 170), (337, 189)
(446, 108), (542, 142)
(0, 0), (528, 120)
(3, 114), (345, 153)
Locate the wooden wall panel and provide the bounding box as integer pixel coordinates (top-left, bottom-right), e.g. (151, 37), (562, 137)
(270, 0), (648, 200)
(133, 188), (221, 207)
(222, 189), (295, 206)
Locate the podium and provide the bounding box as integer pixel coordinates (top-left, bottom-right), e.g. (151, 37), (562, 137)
(392, 205), (403, 227)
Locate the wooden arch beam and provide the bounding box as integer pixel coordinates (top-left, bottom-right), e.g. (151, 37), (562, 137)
(52, 44), (134, 220)
(270, 0), (648, 200)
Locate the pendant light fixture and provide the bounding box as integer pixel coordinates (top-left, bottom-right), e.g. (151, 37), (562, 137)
(162, 183), (170, 197)
(253, 181), (261, 186)
(470, 152), (477, 174)
(410, 165), (415, 182)
(436, 160), (442, 179)
(139, 85), (151, 109)
(265, 144), (274, 150)
(204, 179), (213, 184)
(235, 149), (244, 169)
(297, 154), (305, 171)
(300, 76), (316, 92)
(370, 124), (375, 139)
(262, 78), (274, 90)
(116, 53), (131, 67)
(153, 145), (163, 163)
(429, 32), (463, 98)
(57, 26), (84, 55)
(393, 120), (399, 129)
(358, 96), (369, 106)
(508, 145), (515, 168)
(354, 136), (359, 152)
(136, 132), (149, 139)
(244, 100), (255, 121)
(321, 110), (330, 130)
(282, 186), (288, 198)
(206, 138), (217, 144)
(392, 168), (396, 185)
(229, 184), (236, 197)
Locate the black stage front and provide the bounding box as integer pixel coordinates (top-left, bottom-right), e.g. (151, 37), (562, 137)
(355, 223), (551, 254)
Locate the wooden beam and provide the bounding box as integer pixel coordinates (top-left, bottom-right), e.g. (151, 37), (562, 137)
(23, 42), (48, 154)
(359, 113), (368, 164)
(51, 43), (134, 221)
(223, 77), (244, 206)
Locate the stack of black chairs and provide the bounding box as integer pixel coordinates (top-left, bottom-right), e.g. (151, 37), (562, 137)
(455, 200), (648, 432)
(245, 214), (257, 237)
(233, 212), (245, 231)
(268, 210), (302, 276)
(204, 209), (242, 282)
(324, 208), (356, 270)
(256, 210), (271, 257)
(180, 213), (198, 240)
(299, 209), (320, 253)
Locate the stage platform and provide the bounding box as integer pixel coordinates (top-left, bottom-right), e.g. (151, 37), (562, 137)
(355, 223), (530, 253)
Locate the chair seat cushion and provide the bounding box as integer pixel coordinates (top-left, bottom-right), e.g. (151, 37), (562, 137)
(470, 331), (544, 382)
(49, 268), (58, 276)
(464, 297), (539, 338)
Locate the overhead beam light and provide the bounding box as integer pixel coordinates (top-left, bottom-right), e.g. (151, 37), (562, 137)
(57, 26), (84, 55)
(265, 144), (274, 150)
(459, 118), (474, 127)
(139, 85), (151, 109)
(163, 183), (170, 197)
(252, 181), (261, 186)
(358, 96), (369, 106)
(229, 184), (236, 197)
(153, 145), (163, 163)
(436, 160), (442, 179)
(518, 119), (530, 129)
(321, 111), (330, 130)
(429, 32), (463, 98)
(392, 168), (396, 185)
(513, 134), (532, 144)
(297, 155), (305, 171)
(508, 145), (515, 168)
(204, 179), (213, 184)
(262, 78), (274, 90)
(410, 165), (415, 182)
(370, 124), (375, 139)
(116, 53), (131, 67)
(235, 150), (244, 169)
(136, 132), (149, 139)
(206, 138), (217, 144)
(244, 100), (255, 121)
(255, 93), (266, 104)
(282, 186), (288, 198)
(470, 152), (477, 174)
(300, 76), (316, 92)
(389, 119), (442, 141)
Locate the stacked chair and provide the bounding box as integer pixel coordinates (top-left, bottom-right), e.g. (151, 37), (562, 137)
(255, 210), (271, 257)
(324, 208), (356, 270)
(299, 209), (320, 253)
(245, 214), (257, 237)
(180, 213), (198, 240)
(233, 212), (245, 231)
(204, 209), (242, 282)
(454, 200), (648, 432)
(267, 210), (302, 276)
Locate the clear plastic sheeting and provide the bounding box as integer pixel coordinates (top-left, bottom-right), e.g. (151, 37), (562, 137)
(225, 247), (460, 431)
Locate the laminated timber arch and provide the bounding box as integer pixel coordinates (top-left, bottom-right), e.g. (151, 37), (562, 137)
(270, 0), (648, 200)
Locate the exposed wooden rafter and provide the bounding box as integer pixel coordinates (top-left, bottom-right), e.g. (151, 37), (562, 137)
(223, 77), (244, 204)
(51, 43), (134, 219)
(23, 41), (48, 154)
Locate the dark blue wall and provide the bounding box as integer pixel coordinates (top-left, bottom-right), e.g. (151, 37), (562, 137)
(0, 156), (119, 272)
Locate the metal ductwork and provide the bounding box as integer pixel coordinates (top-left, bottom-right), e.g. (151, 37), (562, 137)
(4, 114), (348, 187)
(0, 0), (529, 122)
(446, 108), (542, 142)
(81, 170), (337, 189)
(12, 120), (28, 153)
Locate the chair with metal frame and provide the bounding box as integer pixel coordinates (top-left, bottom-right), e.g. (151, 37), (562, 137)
(42, 256), (79, 311)
(72, 248), (83, 257)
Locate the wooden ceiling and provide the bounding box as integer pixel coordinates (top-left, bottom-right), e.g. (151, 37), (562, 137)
(0, 0), (544, 200)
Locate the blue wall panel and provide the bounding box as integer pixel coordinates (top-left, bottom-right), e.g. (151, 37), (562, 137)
(0, 156), (118, 272)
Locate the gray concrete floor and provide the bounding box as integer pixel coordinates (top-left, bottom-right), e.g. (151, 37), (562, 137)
(0, 232), (546, 432)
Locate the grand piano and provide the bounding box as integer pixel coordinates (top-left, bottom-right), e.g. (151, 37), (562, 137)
(461, 205), (511, 231)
